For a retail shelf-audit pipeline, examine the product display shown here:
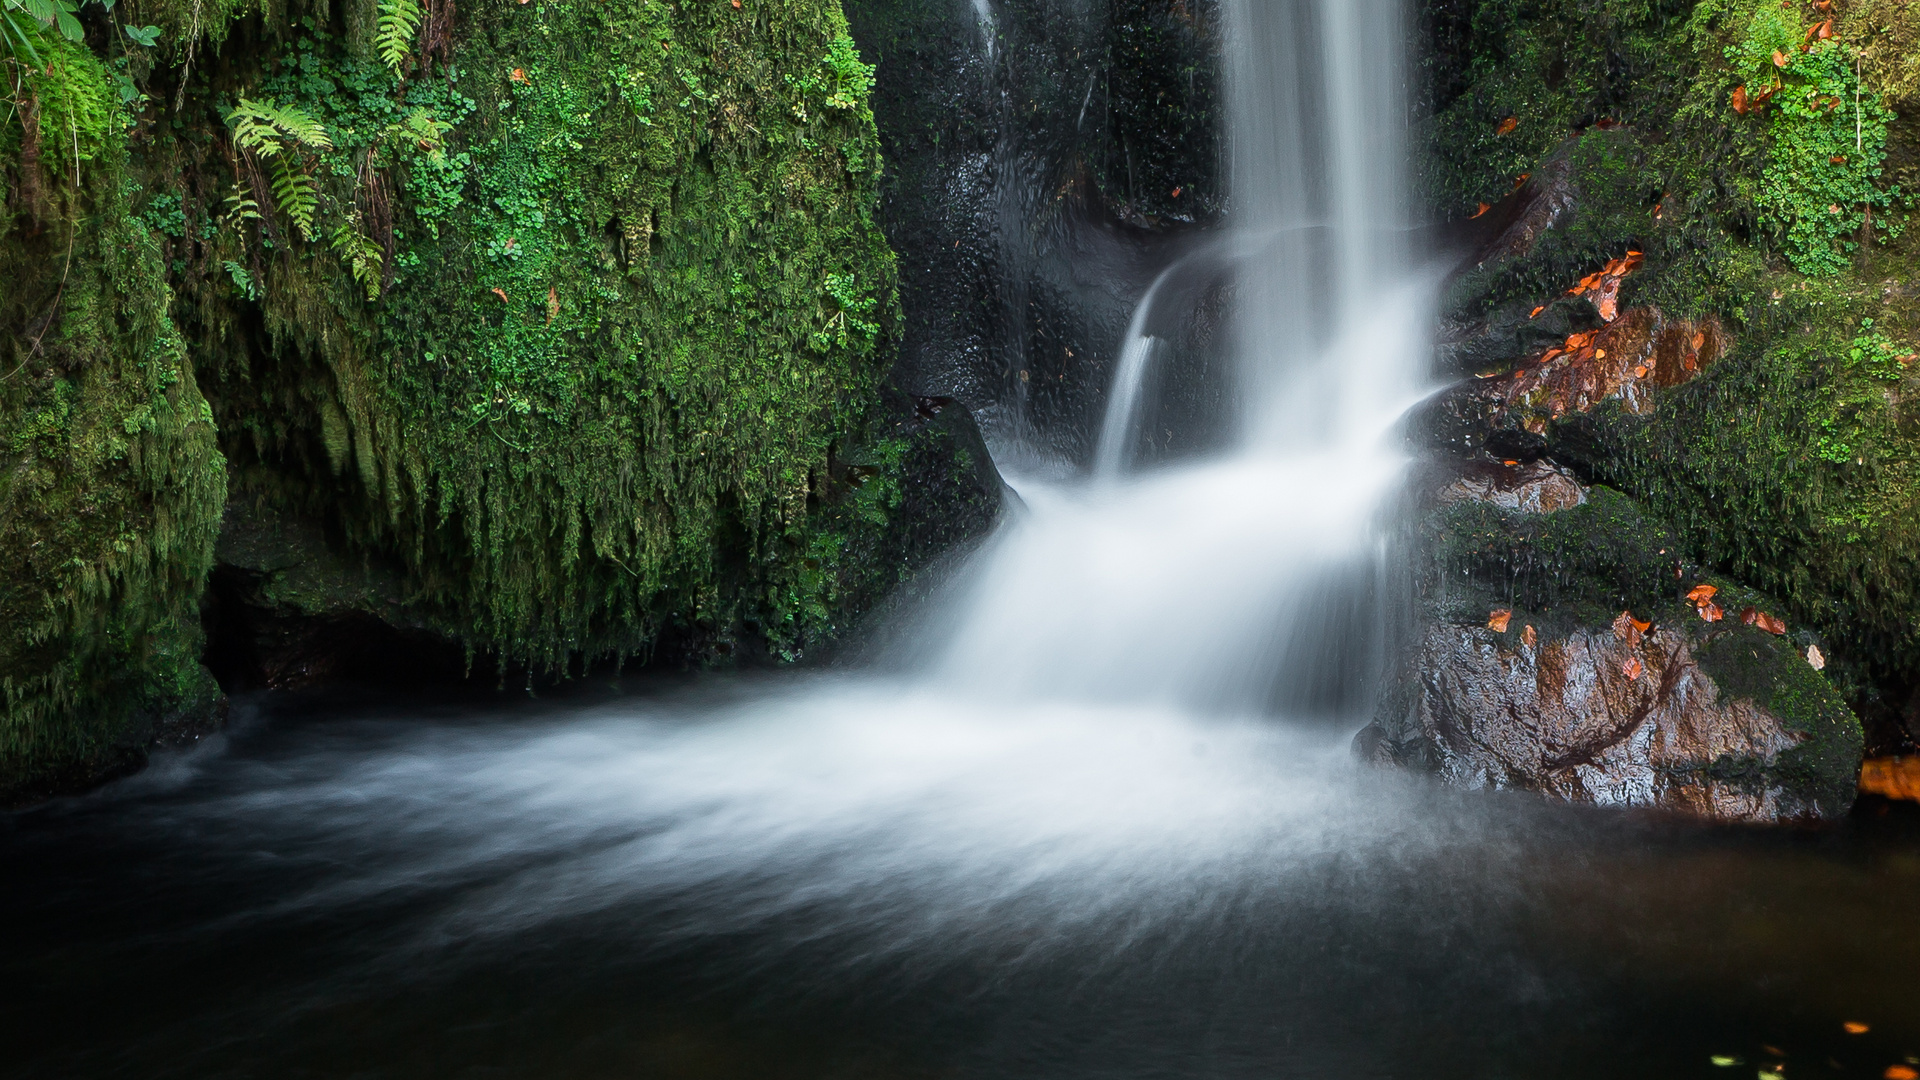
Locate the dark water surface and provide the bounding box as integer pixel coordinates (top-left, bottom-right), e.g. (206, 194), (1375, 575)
(5, 678), (1918, 1080)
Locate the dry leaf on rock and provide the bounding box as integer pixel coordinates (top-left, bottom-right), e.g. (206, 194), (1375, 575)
(1487, 609), (1513, 633)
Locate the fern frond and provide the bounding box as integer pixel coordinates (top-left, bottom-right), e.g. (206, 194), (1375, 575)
(227, 97), (332, 156)
(329, 218), (385, 301)
(374, 0), (422, 74)
(267, 156), (319, 241)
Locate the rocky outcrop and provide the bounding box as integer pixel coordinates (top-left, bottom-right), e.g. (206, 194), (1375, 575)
(1375, 452), (1864, 823)
(1360, 621), (1860, 822)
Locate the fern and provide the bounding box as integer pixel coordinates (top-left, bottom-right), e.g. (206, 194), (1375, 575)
(227, 97), (330, 241)
(227, 97), (332, 156)
(330, 216), (385, 301)
(266, 156), (320, 241)
(375, 0), (422, 74)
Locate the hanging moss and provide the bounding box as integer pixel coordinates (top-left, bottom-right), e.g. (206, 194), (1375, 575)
(0, 128), (229, 799)
(136, 0), (907, 671)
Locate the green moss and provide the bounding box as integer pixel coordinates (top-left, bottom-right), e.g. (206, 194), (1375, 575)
(1552, 286), (1920, 708)
(1430, 486), (1697, 634)
(0, 132), (228, 796)
(1695, 622), (1863, 814)
(138, 0), (902, 671)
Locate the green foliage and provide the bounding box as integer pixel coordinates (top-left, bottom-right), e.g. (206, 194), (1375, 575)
(1740, 38), (1902, 275)
(0, 137), (227, 797)
(227, 95), (332, 240)
(154, 0), (898, 670)
(374, 0), (420, 74)
(3, 18), (116, 167)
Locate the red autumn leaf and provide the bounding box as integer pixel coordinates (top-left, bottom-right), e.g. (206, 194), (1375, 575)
(1472, 202), (1491, 219)
(1488, 609), (1513, 633)
(1495, 116), (1519, 136)
(1740, 606), (1760, 625)
(1170, 186), (1182, 197)
(1816, 18), (1833, 39)
(1612, 611), (1650, 646)
(1731, 85), (1749, 114)
(1623, 656), (1645, 680)
(1686, 584), (1718, 604)
(1698, 601), (1724, 623)
(1756, 611), (1787, 635)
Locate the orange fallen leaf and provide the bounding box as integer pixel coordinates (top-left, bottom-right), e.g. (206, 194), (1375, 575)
(1698, 600), (1724, 623)
(1732, 85), (1749, 114)
(732, 0), (741, 7)
(1496, 116), (1518, 136)
(509, 67), (528, 84)
(1522, 624), (1537, 647)
(1690, 330), (1706, 352)
(1773, 49), (1788, 67)
(1472, 202), (1491, 219)
(1170, 186), (1182, 197)
(490, 287), (510, 303)
(1686, 584), (1718, 604)
(1757, 611), (1786, 635)
(1623, 655), (1645, 680)
(546, 286), (559, 325)
(1530, 306), (1545, 318)
(1488, 609), (1513, 633)
(1501, 459), (1519, 466)
(1861, 758), (1920, 802)
(1844, 1022), (1870, 1035)
(1885, 1067), (1919, 1080)
(1633, 365), (1648, 378)
(1831, 155), (1848, 164)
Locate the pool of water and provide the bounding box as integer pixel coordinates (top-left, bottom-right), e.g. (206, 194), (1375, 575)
(5, 675), (1917, 1079)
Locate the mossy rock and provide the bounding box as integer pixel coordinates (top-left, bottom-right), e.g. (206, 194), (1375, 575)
(0, 126), (228, 800)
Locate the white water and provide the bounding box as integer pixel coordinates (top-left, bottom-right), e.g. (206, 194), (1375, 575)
(104, 0), (1443, 960)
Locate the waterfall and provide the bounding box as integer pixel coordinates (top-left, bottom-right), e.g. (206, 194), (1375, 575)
(920, 0), (1429, 718)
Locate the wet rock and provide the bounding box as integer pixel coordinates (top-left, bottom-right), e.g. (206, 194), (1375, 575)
(1361, 620), (1861, 823)
(205, 499), (469, 691)
(1438, 459), (1587, 514)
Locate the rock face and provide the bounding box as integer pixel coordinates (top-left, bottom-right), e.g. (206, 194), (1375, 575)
(1376, 456), (1864, 823)
(1362, 622), (1858, 823)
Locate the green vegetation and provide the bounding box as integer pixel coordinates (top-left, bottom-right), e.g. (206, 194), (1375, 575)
(0, 0), (939, 795)
(1425, 0), (1920, 740)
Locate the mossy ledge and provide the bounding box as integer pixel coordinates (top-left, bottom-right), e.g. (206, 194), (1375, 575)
(0, 0), (1001, 799)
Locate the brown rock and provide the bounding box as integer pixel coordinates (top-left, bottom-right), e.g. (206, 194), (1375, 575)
(1365, 624), (1823, 823)
(1439, 460), (1587, 514)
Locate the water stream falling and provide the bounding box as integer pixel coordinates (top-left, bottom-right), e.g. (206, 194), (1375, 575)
(26, 5), (1911, 1077)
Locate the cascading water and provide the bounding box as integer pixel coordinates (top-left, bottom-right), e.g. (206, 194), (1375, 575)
(931, 0), (1429, 714)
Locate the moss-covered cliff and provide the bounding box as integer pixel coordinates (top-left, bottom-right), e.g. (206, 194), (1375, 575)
(0, 0), (999, 799)
(1421, 0), (1920, 751)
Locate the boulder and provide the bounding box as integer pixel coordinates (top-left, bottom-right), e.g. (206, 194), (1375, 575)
(1361, 620), (1860, 823)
